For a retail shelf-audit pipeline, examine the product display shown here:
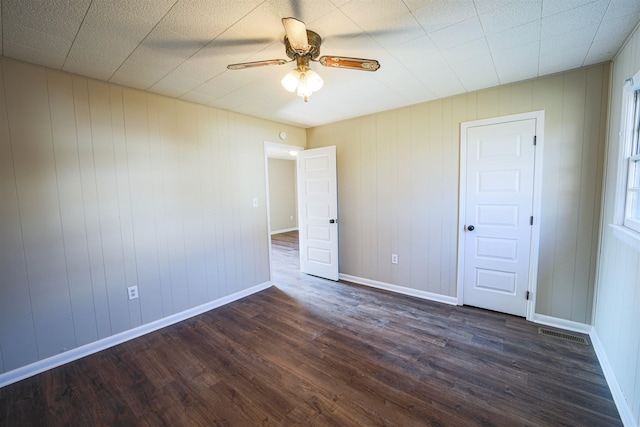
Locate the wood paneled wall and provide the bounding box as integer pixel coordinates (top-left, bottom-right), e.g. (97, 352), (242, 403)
(307, 63), (609, 325)
(596, 23), (640, 426)
(0, 58), (305, 374)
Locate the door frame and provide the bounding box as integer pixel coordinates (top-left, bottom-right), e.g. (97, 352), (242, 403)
(264, 141), (304, 283)
(456, 111), (545, 321)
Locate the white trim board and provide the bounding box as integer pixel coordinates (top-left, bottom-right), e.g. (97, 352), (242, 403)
(339, 274), (458, 306)
(533, 314), (634, 426)
(340, 275), (593, 334)
(610, 224), (640, 253)
(0, 282), (272, 389)
(4, 277), (631, 426)
(591, 328), (637, 427)
(336, 277), (631, 425)
(270, 227), (299, 235)
(532, 313), (591, 334)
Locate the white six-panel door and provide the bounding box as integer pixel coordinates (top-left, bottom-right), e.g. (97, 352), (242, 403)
(459, 113), (542, 318)
(297, 146), (339, 281)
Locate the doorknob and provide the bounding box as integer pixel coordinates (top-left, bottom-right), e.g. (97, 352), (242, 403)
(467, 225), (475, 231)
(329, 219), (337, 224)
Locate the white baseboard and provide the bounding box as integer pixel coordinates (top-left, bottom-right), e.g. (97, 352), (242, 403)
(333, 278), (634, 425)
(0, 281), (272, 389)
(339, 274), (458, 306)
(338, 277), (635, 425)
(270, 227), (298, 235)
(532, 313), (592, 334)
(532, 314), (635, 426)
(3, 280), (635, 427)
(590, 328), (637, 427)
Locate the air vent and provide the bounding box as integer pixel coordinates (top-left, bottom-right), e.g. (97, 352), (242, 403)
(538, 327), (589, 345)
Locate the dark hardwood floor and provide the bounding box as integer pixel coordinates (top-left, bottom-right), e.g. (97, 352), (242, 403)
(0, 230), (622, 426)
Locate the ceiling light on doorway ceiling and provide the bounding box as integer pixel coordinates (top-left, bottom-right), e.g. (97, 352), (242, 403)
(281, 56), (323, 102)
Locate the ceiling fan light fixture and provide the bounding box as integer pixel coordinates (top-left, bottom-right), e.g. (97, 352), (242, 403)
(281, 66), (324, 102)
(281, 69), (300, 92)
(297, 69), (323, 95)
(229, 17), (379, 102)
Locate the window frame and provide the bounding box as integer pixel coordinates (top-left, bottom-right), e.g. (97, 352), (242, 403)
(624, 153), (640, 232)
(612, 69), (640, 250)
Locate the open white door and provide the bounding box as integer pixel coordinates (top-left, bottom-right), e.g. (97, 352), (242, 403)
(297, 146), (339, 281)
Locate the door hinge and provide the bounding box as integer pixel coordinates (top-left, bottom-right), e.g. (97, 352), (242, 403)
(526, 291), (531, 300)
(533, 135), (537, 146)
(530, 216), (534, 225)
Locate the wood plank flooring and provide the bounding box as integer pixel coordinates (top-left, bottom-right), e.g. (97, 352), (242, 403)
(0, 231), (622, 426)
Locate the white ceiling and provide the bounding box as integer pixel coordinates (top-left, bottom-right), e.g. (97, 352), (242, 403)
(2, 0), (639, 128)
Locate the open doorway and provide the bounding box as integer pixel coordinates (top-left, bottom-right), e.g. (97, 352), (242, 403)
(270, 230), (300, 280)
(265, 143), (340, 283)
(265, 142), (303, 280)
(268, 157), (298, 235)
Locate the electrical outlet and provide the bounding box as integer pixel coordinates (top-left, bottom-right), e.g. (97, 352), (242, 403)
(128, 285), (139, 300)
(391, 254), (398, 264)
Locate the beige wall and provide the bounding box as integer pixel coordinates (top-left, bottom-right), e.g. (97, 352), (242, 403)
(268, 158), (298, 233)
(307, 63), (609, 325)
(0, 58), (305, 374)
(595, 23), (640, 425)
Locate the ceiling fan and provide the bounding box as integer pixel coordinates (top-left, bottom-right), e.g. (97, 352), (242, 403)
(227, 17), (381, 102)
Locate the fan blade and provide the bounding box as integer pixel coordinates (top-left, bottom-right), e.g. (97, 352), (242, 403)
(319, 56), (380, 71)
(227, 59), (289, 70)
(282, 17), (309, 53)
(149, 37), (276, 50)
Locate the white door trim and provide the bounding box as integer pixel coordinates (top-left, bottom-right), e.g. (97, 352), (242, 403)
(456, 111), (545, 321)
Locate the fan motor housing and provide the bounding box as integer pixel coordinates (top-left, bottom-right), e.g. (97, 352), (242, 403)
(285, 30), (321, 60)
